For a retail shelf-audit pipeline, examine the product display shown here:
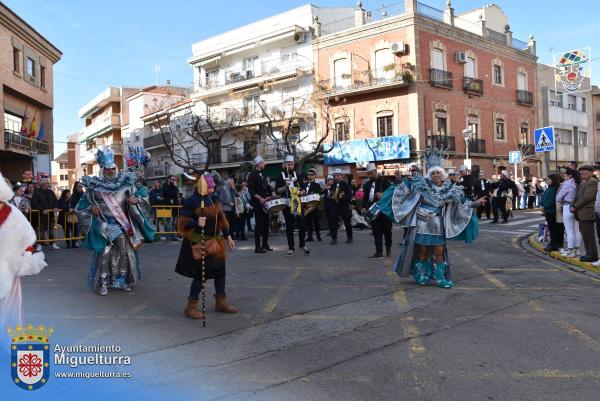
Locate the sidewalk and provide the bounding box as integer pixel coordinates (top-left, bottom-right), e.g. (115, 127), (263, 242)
(528, 233), (600, 274)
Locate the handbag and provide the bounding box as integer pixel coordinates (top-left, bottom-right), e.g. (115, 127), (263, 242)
(191, 212), (225, 260)
(66, 212), (78, 224)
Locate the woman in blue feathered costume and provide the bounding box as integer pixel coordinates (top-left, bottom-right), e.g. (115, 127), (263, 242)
(379, 150), (485, 288)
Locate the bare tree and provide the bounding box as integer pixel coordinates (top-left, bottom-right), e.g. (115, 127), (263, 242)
(155, 104), (246, 174)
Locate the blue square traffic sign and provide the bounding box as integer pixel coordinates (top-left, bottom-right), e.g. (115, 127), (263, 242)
(534, 127), (555, 152)
(508, 151), (522, 164)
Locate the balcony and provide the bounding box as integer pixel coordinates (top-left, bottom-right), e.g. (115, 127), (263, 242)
(82, 113), (120, 141)
(195, 60), (311, 99)
(517, 90), (534, 105)
(191, 142), (316, 168)
(463, 78), (483, 95)
(4, 130), (49, 153)
(427, 135), (455, 151)
(319, 65), (411, 97)
(144, 133), (170, 150)
(468, 139), (486, 154)
(430, 68), (453, 89)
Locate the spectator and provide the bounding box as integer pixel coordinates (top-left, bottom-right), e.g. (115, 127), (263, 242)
(24, 182), (38, 234)
(571, 165), (598, 262)
(240, 181), (253, 233)
(234, 183), (247, 240)
(541, 175), (564, 252)
(9, 184), (31, 215)
(556, 168), (581, 257)
(219, 178), (237, 237)
(70, 181), (85, 246)
(149, 180), (163, 206)
(57, 189), (77, 248)
(161, 176), (179, 241)
(30, 177), (59, 250)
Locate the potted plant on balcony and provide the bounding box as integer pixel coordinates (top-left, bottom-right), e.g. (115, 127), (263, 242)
(383, 63), (396, 72)
(399, 70), (414, 84)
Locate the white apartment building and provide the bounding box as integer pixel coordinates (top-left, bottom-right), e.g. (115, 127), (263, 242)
(537, 63), (594, 171)
(181, 4), (353, 177)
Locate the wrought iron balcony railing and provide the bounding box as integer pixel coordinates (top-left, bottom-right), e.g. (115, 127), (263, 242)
(427, 135), (455, 151)
(517, 90), (534, 105)
(468, 139), (486, 154)
(463, 77), (483, 95)
(430, 68), (453, 89)
(4, 130), (49, 153)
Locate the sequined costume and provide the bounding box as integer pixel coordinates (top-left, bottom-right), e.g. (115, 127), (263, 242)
(75, 148), (154, 295)
(379, 171), (479, 288)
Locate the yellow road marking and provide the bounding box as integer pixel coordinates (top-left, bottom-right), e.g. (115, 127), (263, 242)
(262, 266), (304, 314)
(464, 255), (507, 288)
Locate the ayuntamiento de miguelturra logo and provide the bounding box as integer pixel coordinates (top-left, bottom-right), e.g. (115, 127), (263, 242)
(8, 324), (53, 390)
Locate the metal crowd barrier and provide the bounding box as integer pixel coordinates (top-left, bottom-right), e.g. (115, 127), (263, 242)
(27, 209), (84, 244)
(151, 205), (182, 236)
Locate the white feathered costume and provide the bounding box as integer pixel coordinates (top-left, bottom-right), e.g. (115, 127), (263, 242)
(0, 173), (46, 333)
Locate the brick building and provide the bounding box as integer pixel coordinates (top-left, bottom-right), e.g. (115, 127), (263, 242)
(314, 0), (538, 178)
(0, 2), (62, 182)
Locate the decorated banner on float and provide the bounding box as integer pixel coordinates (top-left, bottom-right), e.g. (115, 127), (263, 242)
(554, 48), (591, 93)
(324, 135), (410, 165)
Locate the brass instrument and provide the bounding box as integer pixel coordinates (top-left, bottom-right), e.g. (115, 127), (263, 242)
(332, 184), (341, 204)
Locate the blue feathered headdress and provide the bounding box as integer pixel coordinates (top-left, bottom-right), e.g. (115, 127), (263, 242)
(95, 146), (117, 169)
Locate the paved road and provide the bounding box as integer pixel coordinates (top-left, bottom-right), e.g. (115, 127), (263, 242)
(4, 210), (599, 401)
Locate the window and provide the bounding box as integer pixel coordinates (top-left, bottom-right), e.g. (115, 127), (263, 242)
(517, 72), (527, 90)
(374, 48), (395, 80)
(568, 95), (576, 110)
(59, 174), (67, 181)
(377, 114), (393, 137)
(581, 97), (587, 112)
(205, 69), (219, 88)
(468, 115), (479, 140)
(243, 140), (257, 158)
(243, 95), (260, 117)
(465, 57), (475, 78)
(242, 56), (258, 78)
(40, 66), (46, 88)
(4, 112), (22, 133)
(556, 129), (572, 144)
(280, 46), (298, 63)
(432, 48), (444, 70)
(86, 140), (94, 151)
(550, 90), (563, 107)
(334, 121), (350, 142)
(333, 58), (351, 89)
(520, 123), (529, 144)
(436, 110), (447, 135)
(59, 163), (67, 170)
(208, 139), (221, 164)
(13, 47), (20, 72)
(579, 131), (587, 147)
(495, 118), (505, 140)
(493, 64), (502, 85)
(26, 57), (35, 77)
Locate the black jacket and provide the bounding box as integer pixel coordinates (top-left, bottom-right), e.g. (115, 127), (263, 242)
(161, 183), (179, 205)
(362, 177), (390, 209)
(458, 175), (473, 199)
(303, 181), (322, 195)
(473, 179), (490, 198)
(327, 180), (352, 208)
(31, 188), (57, 211)
(275, 170), (300, 199)
(247, 169), (271, 206)
(149, 187), (163, 205)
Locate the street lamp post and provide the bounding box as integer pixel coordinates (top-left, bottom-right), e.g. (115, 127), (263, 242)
(462, 128), (473, 167)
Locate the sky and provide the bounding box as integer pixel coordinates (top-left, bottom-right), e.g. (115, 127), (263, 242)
(5, 0), (600, 158)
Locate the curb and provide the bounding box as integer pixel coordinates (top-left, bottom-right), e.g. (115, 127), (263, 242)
(528, 234), (600, 274)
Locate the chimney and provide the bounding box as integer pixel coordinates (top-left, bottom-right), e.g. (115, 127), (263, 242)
(355, 1), (366, 27)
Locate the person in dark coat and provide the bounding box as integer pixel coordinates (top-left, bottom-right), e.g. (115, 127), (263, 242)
(303, 168), (322, 242)
(490, 172), (511, 224)
(473, 172), (491, 219)
(361, 163), (392, 258)
(161, 175), (180, 240)
(57, 189), (76, 248)
(541, 174), (564, 252)
(70, 181), (85, 245)
(327, 169), (353, 244)
(175, 174), (237, 319)
(247, 156), (272, 253)
(30, 177), (58, 249)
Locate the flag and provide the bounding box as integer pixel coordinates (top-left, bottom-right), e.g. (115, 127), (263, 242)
(37, 119), (45, 141)
(20, 105), (28, 135)
(29, 111), (37, 138)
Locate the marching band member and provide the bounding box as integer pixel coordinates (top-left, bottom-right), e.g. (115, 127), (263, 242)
(275, 155), (310, 256)
(247, 156), (272, 253)
(361, 162), (392, 259)
(303, 168), (322, 242)
(327, 169), (353, 245)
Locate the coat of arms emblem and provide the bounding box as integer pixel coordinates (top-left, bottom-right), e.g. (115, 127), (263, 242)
(8, 324), (53, 390)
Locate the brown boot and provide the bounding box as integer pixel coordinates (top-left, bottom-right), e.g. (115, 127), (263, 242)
(184, 297), (205, 319)
(214, 293), (238, 313)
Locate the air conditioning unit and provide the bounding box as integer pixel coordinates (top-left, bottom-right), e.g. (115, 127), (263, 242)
(294, 31), (306, 43)
(390, 41), (406, 54)
(455, 52), (467, 63)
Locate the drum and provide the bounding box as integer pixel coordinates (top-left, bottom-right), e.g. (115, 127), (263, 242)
(264, 197), (289, 214)
(364, 203), (381, 224)
(300, 193), (321, 208)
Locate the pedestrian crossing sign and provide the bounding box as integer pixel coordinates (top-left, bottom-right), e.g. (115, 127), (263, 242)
(534, 127), (555, 152)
